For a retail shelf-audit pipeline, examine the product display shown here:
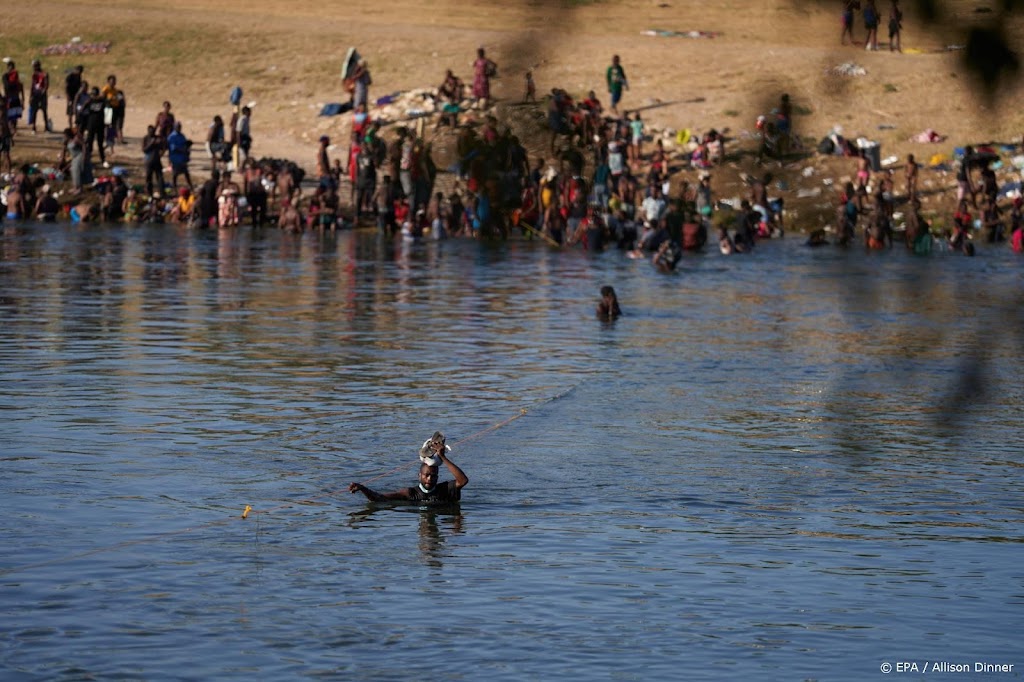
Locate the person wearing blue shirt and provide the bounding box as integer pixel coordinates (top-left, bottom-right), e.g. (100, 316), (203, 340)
(166, 122), (193, 192)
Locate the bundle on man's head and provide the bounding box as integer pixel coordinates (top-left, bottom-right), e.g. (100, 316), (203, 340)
(418, 431), (450, 467)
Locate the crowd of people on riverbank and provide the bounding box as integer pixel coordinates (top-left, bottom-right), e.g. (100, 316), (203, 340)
(2, 42), (1023, 257)
(318, 50), (775, 265)
(1, 59), (129, 177)
(816, 143), (1024, 256)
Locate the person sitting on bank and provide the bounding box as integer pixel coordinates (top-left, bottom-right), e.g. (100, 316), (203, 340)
(349, 432), (468, 503)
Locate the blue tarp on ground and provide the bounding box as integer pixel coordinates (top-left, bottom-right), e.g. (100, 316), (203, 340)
(320, 102), (352, 117)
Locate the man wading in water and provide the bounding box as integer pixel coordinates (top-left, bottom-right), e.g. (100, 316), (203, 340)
(349, 432), (468, 504)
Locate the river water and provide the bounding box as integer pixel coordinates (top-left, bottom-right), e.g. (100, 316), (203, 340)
(2, 224), (1022, 681)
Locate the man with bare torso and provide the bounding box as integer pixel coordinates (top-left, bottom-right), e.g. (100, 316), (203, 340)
(277, 163), (299, 213)
(904, 153), (918, 203)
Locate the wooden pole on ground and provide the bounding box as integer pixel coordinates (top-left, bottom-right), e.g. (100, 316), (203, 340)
(232, 102), (240, 171)
(519, 221), (561, 248)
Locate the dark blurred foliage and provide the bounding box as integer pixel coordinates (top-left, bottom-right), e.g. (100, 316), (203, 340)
(492, 0), (1024, 435)
(791, 2), (1024, 432)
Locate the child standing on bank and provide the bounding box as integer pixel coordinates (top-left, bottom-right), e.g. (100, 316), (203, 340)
(523, 70), (536, 104)
(629, 112), (644, 166)
(863, 0), (880, 51)
(888, 0), (903, 52)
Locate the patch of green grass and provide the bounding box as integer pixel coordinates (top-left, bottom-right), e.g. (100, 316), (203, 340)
(0, 33), (53, 58)
(723, 109), (740, 118)
(37, 22), (309, 108)
(89, 24), (226, 74)
(794, 104), (813, 116)
(883, 83), (899, 93)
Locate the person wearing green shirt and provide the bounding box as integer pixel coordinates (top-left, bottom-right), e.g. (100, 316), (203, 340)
(606, 55), (628, 115)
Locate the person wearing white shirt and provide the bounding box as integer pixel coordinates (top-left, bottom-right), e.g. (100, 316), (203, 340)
(641, 186), (666, 226)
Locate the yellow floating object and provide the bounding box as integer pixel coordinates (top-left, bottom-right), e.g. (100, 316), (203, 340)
(676, 128), (692, 146)
(242, 505), (252, 519)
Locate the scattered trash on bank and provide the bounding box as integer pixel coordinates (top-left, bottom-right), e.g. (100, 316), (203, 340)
(829, 63), (867, 77)
(642, 29), (720, 39)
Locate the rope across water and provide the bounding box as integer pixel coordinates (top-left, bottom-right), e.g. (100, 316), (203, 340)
(0, 385), (576, 577)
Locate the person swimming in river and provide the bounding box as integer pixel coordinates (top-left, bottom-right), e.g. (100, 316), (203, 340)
(597, 285), (622, 320)
(652, 238), (682, 272)
(349, 431), (468, 504)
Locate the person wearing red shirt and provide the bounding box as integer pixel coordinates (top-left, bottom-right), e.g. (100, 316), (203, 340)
(28, 60), (49, 134)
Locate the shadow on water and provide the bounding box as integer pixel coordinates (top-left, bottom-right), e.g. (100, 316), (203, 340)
(347, 504), (464, 568)
(826, 248), (1024, 452)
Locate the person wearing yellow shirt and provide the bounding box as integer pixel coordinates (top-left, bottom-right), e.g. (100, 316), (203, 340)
(99, 74), (125, 144)
(169, 187), (196, 224)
